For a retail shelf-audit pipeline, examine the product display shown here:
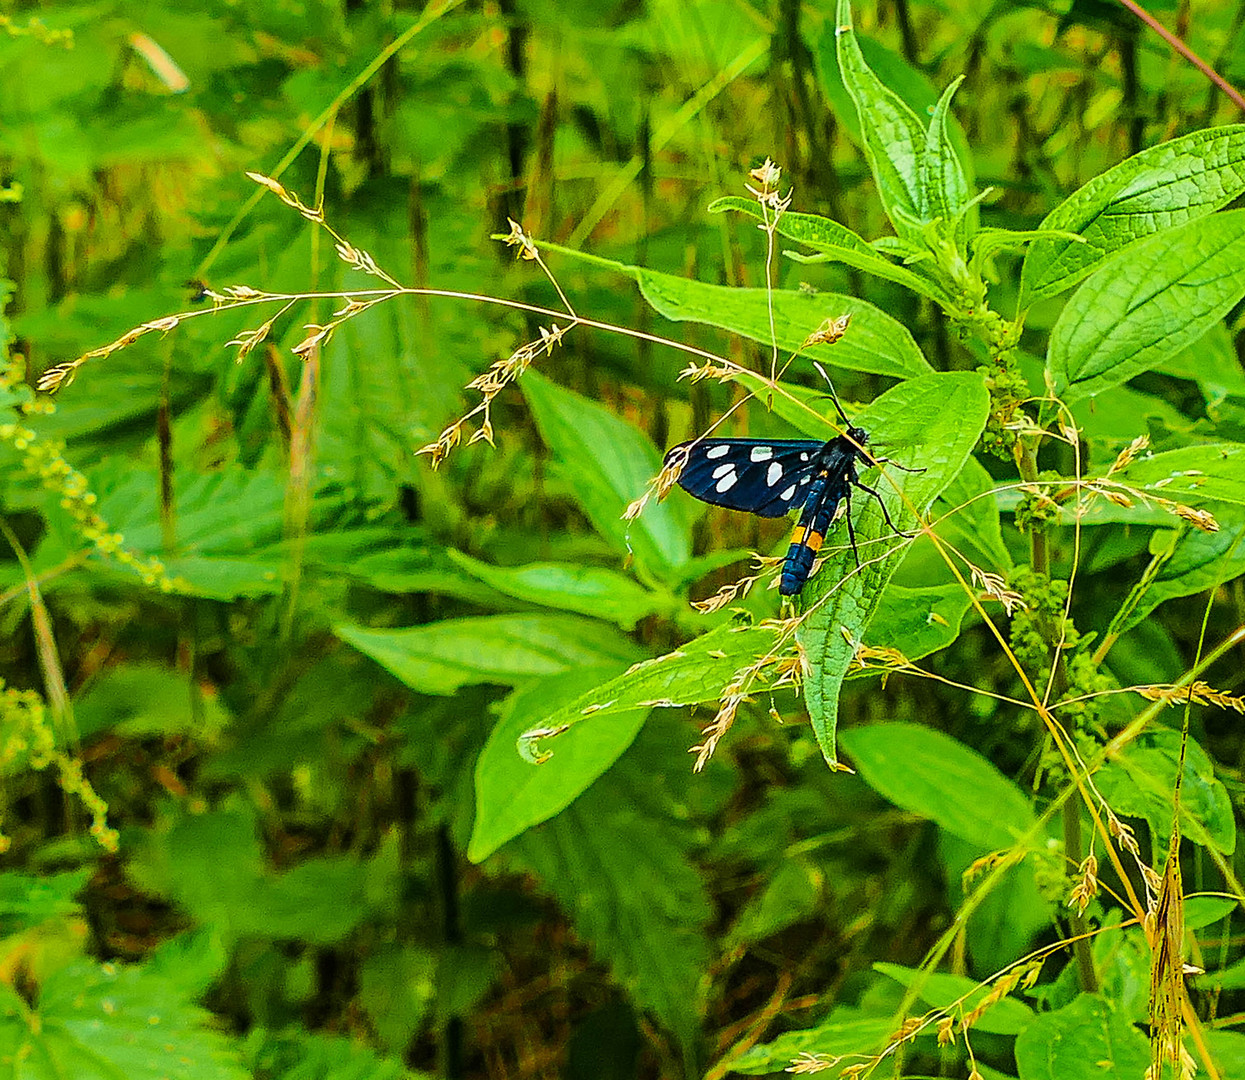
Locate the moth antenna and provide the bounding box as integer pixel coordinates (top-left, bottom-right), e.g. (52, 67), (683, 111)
(812, 361), (851, 427)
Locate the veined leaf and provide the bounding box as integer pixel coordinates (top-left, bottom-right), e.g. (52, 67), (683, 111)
(521, 369), (691, 575)
(1111, 442), (1245, 506)
(633, 270), (930, 378)
(833, 0), (930, 237)
(709, 198), (951, 304)
(841, 723), (1034, 848)
(469, 664), (649, 862)
(859, 583), (973, 665)
(728, 1006), (893, 1074)
(1109, 509), (1245, 636)
(876, 963), (1035, 1034)
(0, 958), (248, 1080)
(1095, 728), (1235, 855)
(799, 372), (990, 764)
(336, 614), (641, 695)
(1021, 124), (1245, 305)
(1014, 994), (1149, 1079)
(512, 620), (782, 753)
(447, 550), (679, 629)
(923, 76), (970, 230)
(1048, 210), (1245, 402)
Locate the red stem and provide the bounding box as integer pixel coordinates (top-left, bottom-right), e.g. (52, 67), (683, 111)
(1115, 0), (1245, 113)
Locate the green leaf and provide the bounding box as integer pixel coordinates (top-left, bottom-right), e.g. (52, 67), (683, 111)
(520, 369), (690, 574)
(728, 1005), (893, 1075)
(506, 620), (782, 754)
(633, 269), (930, 378)
(73, 663), (232, 741)
(1048, 209), (1245, 402)
(1095, 728), (1235, 855)
(875, 962), (1035, 1035)
(447, 551), (678, 629)
(1110, 509), (1245, 636)
(1155, 321), (1245, 405)
(726, 858), (823, 948)
(833, 0), (934, 236)
(1110, 442), (1245, 507)
(922, 76), (970, 228)
(0, 958), (248, 1080)
(799, 371), (991, 763)
(1014, 994), (1149, 1080)
(708, 198), (951, 303)
(0, 870), (89, 933)
(1021, 124), (1245, 305)
(335, 614), (641, 695)
(930, 454), (1013, 572)
(860, 582), (973, 664)
(841, 723), (1035, 849)
(469, 665), (649, 862)
(505, 740), (712, 1063)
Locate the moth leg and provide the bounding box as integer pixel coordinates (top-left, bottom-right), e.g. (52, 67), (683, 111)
(868, 455), (925, 474)
(853, 480), (914, 538)
(842, 485), (862, 568)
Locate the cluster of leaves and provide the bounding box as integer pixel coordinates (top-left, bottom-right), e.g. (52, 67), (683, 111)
(4, 1), (1245, 1079)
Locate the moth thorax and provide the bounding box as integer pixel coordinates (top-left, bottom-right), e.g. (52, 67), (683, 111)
(848, 426), (868, 445)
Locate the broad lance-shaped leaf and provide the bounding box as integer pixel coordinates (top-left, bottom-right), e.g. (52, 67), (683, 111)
(1048, 209), (1245, 403)
(521, 369), (692, 575)
(922, 75), (970, 229)
(1021, 124), (1245, 305)
(840, 723), (1035, 849)
(799, 371), (990, 765)
(709, 198), (951, 305)
(469, 664), (649, 862)
(875, 963), (1035, 1035)
(335, 614), (642, 695)
(1109, 508), (1245, 637)
(1110, 442), (1245, 507)
(834, 0), (927, 238)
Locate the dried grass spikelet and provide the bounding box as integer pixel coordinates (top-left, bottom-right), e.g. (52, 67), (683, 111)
(247, 171), (324, 224)
(1136, 680), (1245, 713)
(1108, 434), (1150, 476)
(1067, 853), (1098, 917)
(1171, 503), (1219, 532)
(1145, 827), (1192, 1080)
(677, 360), (736, 382)
(801, 313), (852, 351)
(690, 693), (745, 772)
(970, 566), (1026, 614)
(785, 1052), (844, 1075)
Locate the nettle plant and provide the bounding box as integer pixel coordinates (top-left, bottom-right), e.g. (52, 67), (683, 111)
(9, 0), (1245, 1075)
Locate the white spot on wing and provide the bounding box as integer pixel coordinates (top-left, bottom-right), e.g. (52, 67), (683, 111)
(800, 475), (811, 484)
(712, 463), (734, 479)
(800, 453), (810, 462)
(780, 483), (797, 501)
(705, 445), (730, 459)
(766, 461), (783, 486)
(750, 446), (773, 462)
(715, 471), (738, 493)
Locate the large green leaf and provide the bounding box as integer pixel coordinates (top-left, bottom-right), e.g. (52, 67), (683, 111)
(1021, 125), (1245, 305)
(841, 723), (1035, 849)
(335, 614), (641, 695)
(728, 1005), (894, 1075)
(1048, 210), (1245, 402)
(1109, 442), (1245, 507)
(1014, 994), (1148, 1080)
(1110, 509), (1245, 636)
(521, 369), (691, 575)
(469, 664), (649, 862)
(507, 620), (782, 753)
(1095, 728), (1235, 855)
(633, 270), (930, 378)
(875, 962), (1035, 1034)
(832, 0), (927, 236)
(858, 583), (973, 665)
(709, 198), (951, 304)
(0, 958), (248, 1080)
(447, 550), (679, 629)
(798, 372), (990, 764)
